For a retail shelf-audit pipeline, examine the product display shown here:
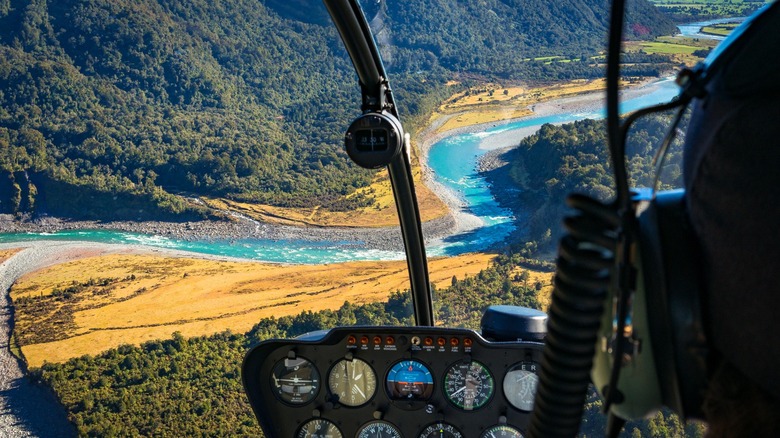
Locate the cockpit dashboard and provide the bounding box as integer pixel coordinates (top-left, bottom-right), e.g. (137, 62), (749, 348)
(243, 326), (543, 438)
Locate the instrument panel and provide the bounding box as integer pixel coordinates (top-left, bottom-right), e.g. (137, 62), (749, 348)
(243, 326), (543, 438)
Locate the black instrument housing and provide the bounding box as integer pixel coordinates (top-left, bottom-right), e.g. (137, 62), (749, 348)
(243, 326), (543, 438)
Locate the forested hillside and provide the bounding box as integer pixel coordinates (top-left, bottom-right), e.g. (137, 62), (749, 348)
(489, 113), (685, 253)
(0, 0), (675, 220)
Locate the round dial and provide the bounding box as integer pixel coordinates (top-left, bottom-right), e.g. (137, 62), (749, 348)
(328, 358), (376, 407)
(444, 359), (495, 411)
(386, 359), (434, 400)
(479, 425), (524, 438)
(271, 356), (320, 405)
(296, 418), (342, 438)
(356, 420), (402, 438)
(418, 422), (463, 438)
(503, 362), (539, 411)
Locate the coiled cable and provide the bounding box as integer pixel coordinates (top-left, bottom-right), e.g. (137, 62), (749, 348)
(528, 194), (619, 438)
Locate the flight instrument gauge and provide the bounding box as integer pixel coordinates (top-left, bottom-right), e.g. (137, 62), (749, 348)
(328, 358), (377, 407)
(444, 359), (495, 411)
(296, 418), (343, 438)
(356, 420), (402, 438)
(418, 421), (464, 438)
(344, 112), (404, 169)
(503, 362), (539, 411)
(479, 425), (524, 438)
(386, 359), (434, 400)
(270, 356), (320, 405)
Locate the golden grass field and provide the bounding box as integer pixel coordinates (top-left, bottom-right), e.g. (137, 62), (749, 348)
(11, 252), (508, 366)
(203, 163), (449, 229)
(430, 79), (609, 133)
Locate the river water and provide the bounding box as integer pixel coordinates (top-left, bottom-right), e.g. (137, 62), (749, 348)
(677, 16), (745, 40)
(0, 80), (680, 263)
(0, 15), (747, 264)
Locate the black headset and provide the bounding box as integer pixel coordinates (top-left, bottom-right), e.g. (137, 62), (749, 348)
(528, 3), (780, 437)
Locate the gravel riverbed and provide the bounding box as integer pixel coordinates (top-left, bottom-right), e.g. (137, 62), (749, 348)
(0, 213), (457, 253)
(0, 245), (80, 437)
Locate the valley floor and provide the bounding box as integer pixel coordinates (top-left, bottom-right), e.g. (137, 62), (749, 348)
(0, 75), (670, 366)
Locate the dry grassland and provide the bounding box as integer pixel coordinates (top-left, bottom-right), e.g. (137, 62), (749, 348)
(432, 79), (609, 133)
(624, 35), (718, 65)
(204, 165), (450, 228)
(12, 252), (495, 366)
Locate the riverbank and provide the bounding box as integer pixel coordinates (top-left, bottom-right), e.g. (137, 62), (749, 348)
(1, 76), (674, 256)
(415, 75), (676, 248)
(0, 212), (456, 253)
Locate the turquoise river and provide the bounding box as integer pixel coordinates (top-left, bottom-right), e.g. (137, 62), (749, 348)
(0, 79), (680, 263)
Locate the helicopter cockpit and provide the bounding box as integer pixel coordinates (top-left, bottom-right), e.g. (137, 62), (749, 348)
(242, 1), (780, 437)
(243, 2), (549, 436)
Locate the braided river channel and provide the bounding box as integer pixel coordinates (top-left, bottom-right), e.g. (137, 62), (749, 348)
(0, 80), (680, 263)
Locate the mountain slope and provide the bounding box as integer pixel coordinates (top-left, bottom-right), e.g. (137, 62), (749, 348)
(0, 0), (675, 220)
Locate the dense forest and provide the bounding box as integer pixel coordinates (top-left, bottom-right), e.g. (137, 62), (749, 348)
(0, 0), (676, 220)
(486, 112), (686, 253)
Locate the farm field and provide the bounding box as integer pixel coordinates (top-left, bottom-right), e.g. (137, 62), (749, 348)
(701, 22), (740, 35)
(649, 0), (769, 18)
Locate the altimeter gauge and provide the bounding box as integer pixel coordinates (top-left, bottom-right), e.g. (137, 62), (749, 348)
(444, 359), (495, 411)
(271, 356), (320, 405)
(296, 418), (343, 438)
(503, 362), (539, 412)
(328, 357), (377, 407)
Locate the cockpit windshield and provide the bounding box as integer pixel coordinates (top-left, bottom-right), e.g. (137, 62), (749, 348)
(0, 0), (764, 436)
